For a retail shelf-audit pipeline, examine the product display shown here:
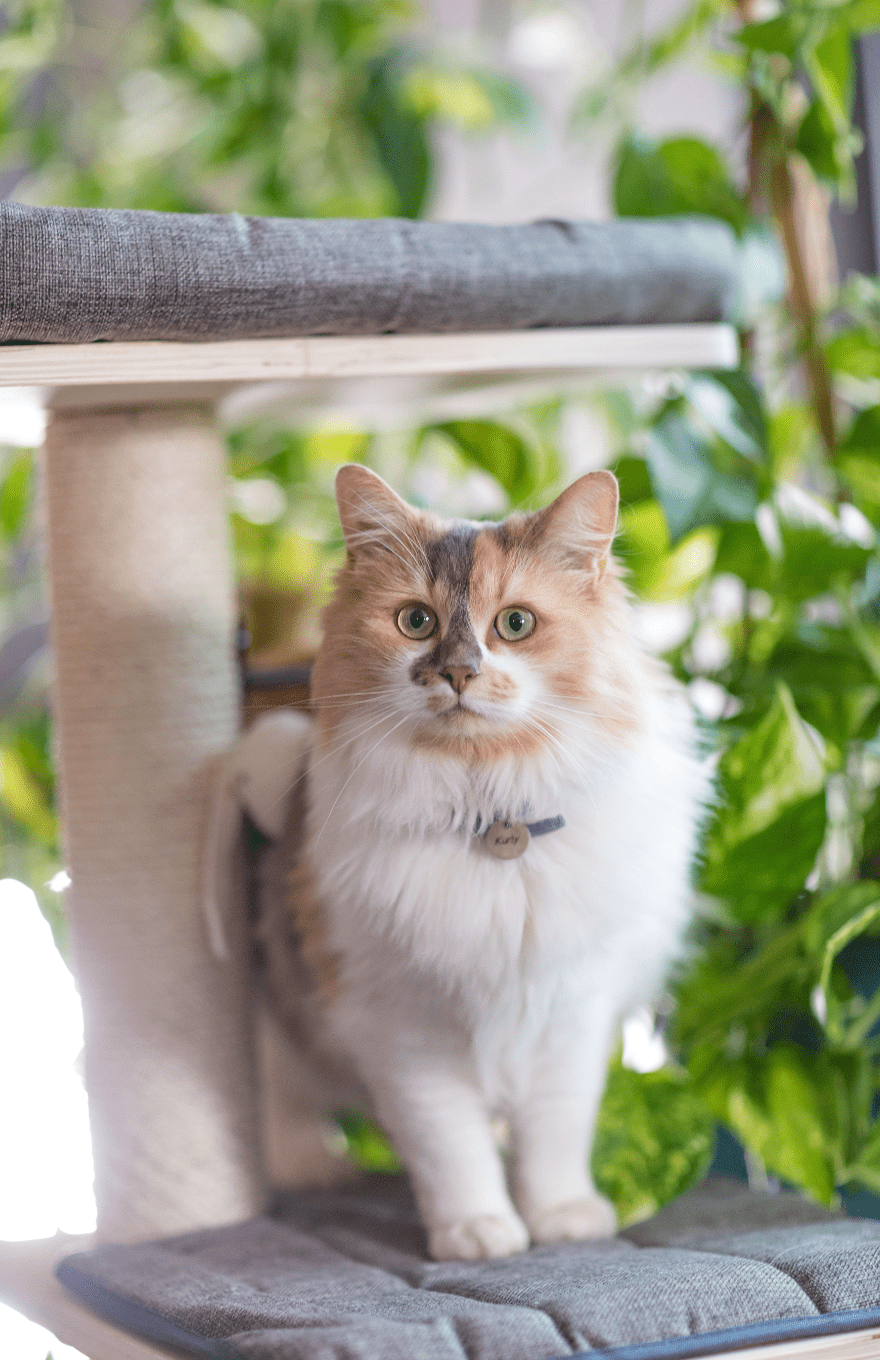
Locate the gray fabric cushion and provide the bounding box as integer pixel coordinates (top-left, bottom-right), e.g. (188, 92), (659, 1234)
(0, 202), (739, 343)
(56, 1175), (880, 1360)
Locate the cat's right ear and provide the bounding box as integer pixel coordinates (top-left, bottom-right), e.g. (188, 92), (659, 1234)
(335, 464), (415, 557)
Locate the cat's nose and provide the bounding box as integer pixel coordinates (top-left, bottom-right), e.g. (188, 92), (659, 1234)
(440, 665), (477, 694)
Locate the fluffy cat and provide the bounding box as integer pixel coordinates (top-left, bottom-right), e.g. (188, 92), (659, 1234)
(216, 463), (708, 1261)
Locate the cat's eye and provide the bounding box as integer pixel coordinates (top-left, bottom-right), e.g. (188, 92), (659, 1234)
(495, 607), (536, 642)
(397, 604), (437, 640)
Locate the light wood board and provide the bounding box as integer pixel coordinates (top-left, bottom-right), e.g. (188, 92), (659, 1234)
(1, 1235), (879, 1360)
(0, 324), (738, 397)
(0, 1236), (188, 1358)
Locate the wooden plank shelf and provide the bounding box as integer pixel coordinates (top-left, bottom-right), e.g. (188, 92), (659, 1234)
(0, 324), (738, 394)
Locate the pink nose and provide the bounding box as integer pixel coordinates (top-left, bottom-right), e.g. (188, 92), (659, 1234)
(441, 666), (476, 694)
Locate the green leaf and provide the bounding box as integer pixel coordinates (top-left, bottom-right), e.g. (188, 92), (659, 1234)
(702, 791), (827, 923)
(612, 455), (653, 506)
(826, 329), (880, 381)
(718, 1048), (842, 1202)
(719, 686), (826, 841)
(675, 920), (810, 1052)
(685, 371), (766, 461)
(336, 1113), (401, 1172)
(815, 896), (880, 1047)
(841, 0), (880, 31)
(0, 746), (56, 846)
(778, 524), (871, 603)
(837, 410), (880, 516)
(0, 451), (33, 539)
(403, 65), (534, 133)
(796, 100), (846, 184)
(616, 498), (670, 597)
(807, 23), (853, 128)
(645, 412), (757, 542)
(361, 56), (432, 218)
(702, 685), (827, 920)
(804, 881), (880, 956)
(735, 13), (809, 58)
(848, 1120), (880, 1194)
(766, 630), (877, 748)
(838, 406), (880, 455)
(429, 420), (538, 506)
(714, 521), (773, 589)
(613, 135), (747, 233)
(836, 454), (880, 516)
(592, 1064), (715, 1225)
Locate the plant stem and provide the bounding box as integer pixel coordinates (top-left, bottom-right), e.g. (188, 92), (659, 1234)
(735, 0), (837, 454)
(768, 156), (837, 454)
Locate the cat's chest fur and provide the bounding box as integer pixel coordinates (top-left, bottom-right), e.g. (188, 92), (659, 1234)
(304, 697), (701, 1013)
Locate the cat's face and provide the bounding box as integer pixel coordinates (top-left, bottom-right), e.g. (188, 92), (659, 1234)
(312, 465), (640, 761)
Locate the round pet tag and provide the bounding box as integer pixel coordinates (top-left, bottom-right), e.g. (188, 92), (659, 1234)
(486, 821), (530, 859)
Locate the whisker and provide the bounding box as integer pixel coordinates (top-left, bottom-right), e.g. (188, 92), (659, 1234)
(313, 711), (415, 846)
(307, 705), (405, 774)
(264, 704), (404, 814)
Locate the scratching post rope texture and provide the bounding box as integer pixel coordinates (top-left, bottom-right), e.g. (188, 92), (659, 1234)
(42, 403), (266, 1241)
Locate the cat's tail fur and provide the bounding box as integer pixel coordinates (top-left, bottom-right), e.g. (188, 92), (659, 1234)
(202, 709), (312, 961)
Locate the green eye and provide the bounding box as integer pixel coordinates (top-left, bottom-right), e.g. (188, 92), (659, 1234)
(495, 607), (536, 642)
(397, 604), (437, 639)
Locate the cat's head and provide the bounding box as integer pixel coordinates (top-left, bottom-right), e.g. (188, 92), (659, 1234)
(312, 464), (643, 762)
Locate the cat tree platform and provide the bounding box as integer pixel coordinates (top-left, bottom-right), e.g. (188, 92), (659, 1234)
(1, 203), (874, 1360)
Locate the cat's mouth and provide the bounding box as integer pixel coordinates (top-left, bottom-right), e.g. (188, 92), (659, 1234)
(433, 696), (489, 721)
(423, 685), (507, 724)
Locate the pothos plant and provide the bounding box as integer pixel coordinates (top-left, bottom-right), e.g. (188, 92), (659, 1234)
(573, 0), (880, 1211)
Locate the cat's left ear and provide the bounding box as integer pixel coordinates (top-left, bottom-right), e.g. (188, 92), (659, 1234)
(335, 463), (417, 556)
(536, 471), (619, 584)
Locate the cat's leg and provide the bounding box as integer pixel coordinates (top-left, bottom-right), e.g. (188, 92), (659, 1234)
(509, 1011), (617, 1244)
(358, 1052), (529, 1261)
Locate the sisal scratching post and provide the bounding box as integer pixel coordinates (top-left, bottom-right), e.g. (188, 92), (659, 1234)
(42, 403), (266, 1241)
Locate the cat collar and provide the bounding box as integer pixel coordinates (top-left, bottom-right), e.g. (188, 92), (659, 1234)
(480, 814), (566, 860)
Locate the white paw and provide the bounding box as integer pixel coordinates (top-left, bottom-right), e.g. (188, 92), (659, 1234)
(428, 1212), (530, 1261)
(528, 1193), (617, 1244)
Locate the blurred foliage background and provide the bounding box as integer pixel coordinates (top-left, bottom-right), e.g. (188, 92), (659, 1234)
(1, 0), (880, 1226)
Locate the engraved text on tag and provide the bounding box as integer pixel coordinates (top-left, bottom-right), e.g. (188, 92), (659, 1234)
(486, 821), (530, 859)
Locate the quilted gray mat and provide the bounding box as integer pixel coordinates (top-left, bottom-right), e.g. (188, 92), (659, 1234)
(56, 1175), (880, 1359)
(0, 202), (738, 344)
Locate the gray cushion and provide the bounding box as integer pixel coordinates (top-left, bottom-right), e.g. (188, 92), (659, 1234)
(55, 1175), (880, 1360)
(0, 202), (738, 343)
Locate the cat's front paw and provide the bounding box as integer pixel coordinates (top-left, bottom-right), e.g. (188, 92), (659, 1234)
(528, 1194), (617, 1244)
(428, 1212), (530, 1261)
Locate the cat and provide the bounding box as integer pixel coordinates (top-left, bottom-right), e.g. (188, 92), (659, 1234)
(212, 463), (708, 1262)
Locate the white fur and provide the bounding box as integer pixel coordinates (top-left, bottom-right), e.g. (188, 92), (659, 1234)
(297, 658), (708, 1259)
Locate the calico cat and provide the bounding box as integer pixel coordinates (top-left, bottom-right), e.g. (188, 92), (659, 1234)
(218, 463), (708, 1261)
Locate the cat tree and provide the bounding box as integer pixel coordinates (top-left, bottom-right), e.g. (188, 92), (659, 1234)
(0, 204), (875, 1360)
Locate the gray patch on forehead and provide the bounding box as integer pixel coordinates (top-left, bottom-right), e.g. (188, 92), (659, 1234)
(425, 523), (478, 597)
